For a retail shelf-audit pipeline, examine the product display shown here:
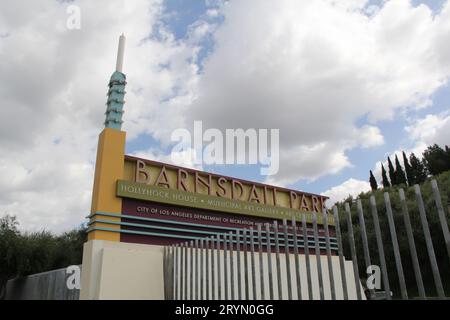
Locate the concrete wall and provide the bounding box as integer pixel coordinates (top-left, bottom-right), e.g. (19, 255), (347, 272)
(80, 239), (364, 300)
(80, 240), (165, 300)
(5, 267), (80, 300)
(173, 248), (364, 300)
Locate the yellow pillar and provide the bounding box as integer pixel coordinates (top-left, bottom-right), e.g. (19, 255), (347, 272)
(88, 128), (126, 241)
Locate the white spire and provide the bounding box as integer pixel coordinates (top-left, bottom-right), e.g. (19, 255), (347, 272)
(116, 34), (126, 73)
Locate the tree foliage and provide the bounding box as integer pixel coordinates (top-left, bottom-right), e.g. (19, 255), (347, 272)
(369, 170), (378, 191)
(388, 156), (397, 186)
(369, 144), (449, 189)
(395, 154), (407, 186)
(381, 164), (391, 188)
(0, 217), (86, 299)
(423, 144), (450, 176)
(403, 151), (413, 185)
(409, 152), (427, 185)
(338, 170), (450, 298)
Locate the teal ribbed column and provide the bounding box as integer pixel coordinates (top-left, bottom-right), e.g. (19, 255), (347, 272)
(104, 71), (126, 130)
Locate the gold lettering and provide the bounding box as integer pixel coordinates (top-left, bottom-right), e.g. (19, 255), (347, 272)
(273, 188), (278, 206)
(300, 194), (310, 211)
(289, 191), (298, 209)
(248, 184), (262, 203)
(312, 196), (320, 213)
(216, 177), (228, 198)
(263, 186), (268, 205)
(177, 169), (189, 192)
(155, 166), (170, 188)
(232, 180), (244, 200)
(135, 160), (150, 184)
(195, 172), (212, 195)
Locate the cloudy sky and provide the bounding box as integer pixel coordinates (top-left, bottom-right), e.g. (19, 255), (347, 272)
(0, 0), (449, 232)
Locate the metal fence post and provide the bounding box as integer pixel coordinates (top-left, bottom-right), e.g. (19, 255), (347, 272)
(312, 213), (324, 300)
(356, 199), (373, 299)
(369, 196), (391, 300)
(302, 214), (313, 300)
(344, 203), (362, 300)
(229, 232), (235, 300)
(322, 209), (336, 300)
(236, 229), (242, 300)
(189, 241), (193, 300)
(216, 234), (222, 300)
(206, 238), (210, 300)
(274, 221), (283, 300)
(291, 217), (302, 300)
(265, 223), (274, 300)
(173, 245), (178, 300)
(250, 227), (257, 299)
(243, 228), (250, 300)
(211, 237), (216, 300)
(431, 180), (450, 262)
(257, 224), (265, 300)
(384, 192), (408, 299)
(415, 184), (445, 298)
(283, 219), (293, 300)
(399, 188), (426, 299)
(224, 233), (229, 300)
(332, 206), (348, 300)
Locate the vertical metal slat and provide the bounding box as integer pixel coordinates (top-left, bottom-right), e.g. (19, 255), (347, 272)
(384, 192), (408, 299)
(312, 213), (324, 300)
(322, 209), (336, 300)
(283, 219), (293, 300)
(274, 220), (283, 300)
(265, 223), (274, 300)
(302, 214), (313, 300)
(332, 207), (348, 300)
(344, 203), (362, 300)
(369, 196), (391, 300)
(257, 224), (265, 300)
(415, 185), (445, 298)
(399, 188), (425, 299)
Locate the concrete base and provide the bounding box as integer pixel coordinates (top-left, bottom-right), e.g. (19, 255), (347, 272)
(80, 240), (164, 300)
(80, 240), (364, 300)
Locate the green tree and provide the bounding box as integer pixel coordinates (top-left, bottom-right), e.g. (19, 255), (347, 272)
(409, 153), (427, 184)
(0, 215), (87, 299)
(388, 156), (397, 185)
(395, 154), (407, 185)
(336, 170), (450, 299)
(422, 144), (450, 176)
(369, 170), (378, 191)
(0, 215), (20, 299)
(403, 151), (413, 185)
(381, 164), (391, 188)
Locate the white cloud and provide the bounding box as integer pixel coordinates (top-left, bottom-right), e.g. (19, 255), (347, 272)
(371, 111), (450, 183)
(2, 0), (450, 232)
(0, 0), (196, 231)
(321, 178), (371, 207)
(405, 112), (450, 148)
(357, 125), (385, 148)
(180, 0), (450, 186)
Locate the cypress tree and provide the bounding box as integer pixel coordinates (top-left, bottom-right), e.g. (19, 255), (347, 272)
(381, 164), (391, 188)
(395, 154), (407, 185)
(369, 170), (378, 191)
(409, 153), (427, 184)
(403, 151), (413, 186)
(387, 156), (397, 185)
